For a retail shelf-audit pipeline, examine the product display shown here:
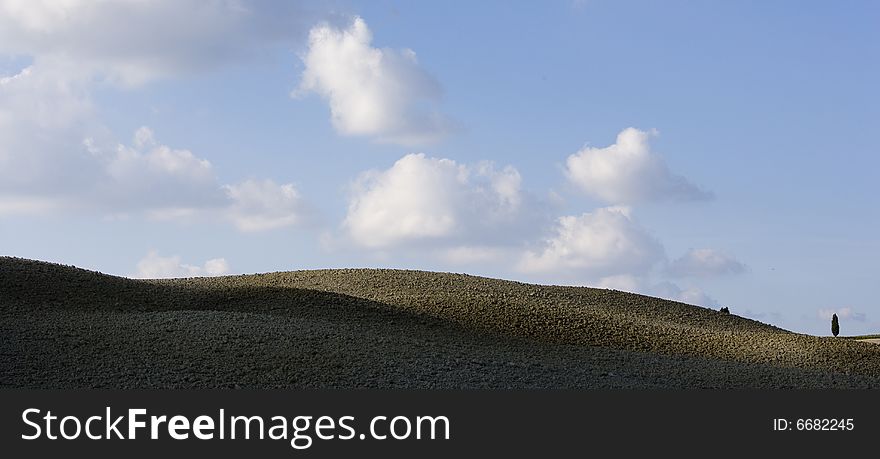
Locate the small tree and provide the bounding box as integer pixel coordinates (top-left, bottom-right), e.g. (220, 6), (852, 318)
(719, 306), (730, 314)
(831, 313), (840, 337)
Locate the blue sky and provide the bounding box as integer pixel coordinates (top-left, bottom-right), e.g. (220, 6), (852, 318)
(1, 0), (877, 336)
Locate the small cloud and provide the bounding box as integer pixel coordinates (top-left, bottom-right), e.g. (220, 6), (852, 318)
(224, 179), (307, 232)
(650, 281), (719, 308)
(134, 250), (230, 279)
(594, 274), (642, 292)
(565, 127), (712, 204)
(743, 309), (783, 323)
(817, 307), (867, 323)
(203, 258), (230, 277)
(667, 248), (746, 278)
(590, 275), (720, 309)
(103, 126), (220, 209)
(518, 206), (665, 279)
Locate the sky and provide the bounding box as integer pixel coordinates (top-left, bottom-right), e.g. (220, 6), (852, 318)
(1, 0), (878, 336)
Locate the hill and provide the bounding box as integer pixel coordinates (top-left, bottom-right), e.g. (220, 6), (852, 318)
(1, 256), (878, 388)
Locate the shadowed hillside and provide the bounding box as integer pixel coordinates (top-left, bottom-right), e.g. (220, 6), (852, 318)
(1, 257), (878, 388)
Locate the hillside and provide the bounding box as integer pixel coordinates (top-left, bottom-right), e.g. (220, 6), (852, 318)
(1, 256), (878, 388)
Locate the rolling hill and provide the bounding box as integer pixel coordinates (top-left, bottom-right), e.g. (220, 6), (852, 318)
(1, 256), (878, 388)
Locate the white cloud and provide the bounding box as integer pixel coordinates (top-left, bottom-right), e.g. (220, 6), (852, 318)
(0, 64), (102, 199)
(224, 179), (307, 232)
(0, 65), (224, 215)
(1, 121), (308, 232)
(818, 307), (867, 323)
(296, 16), (451, 145)
(0, 0), (318, 221)
(667, 248), (746, 277)
(565, 127), (711, 204)
(594, 274), (643, 292)
(203, 257), (231, 277)
(0, 0), (312, 86)
(134, 250), (230, 279)
(344, 153), (524, 248)
(0, 195), (69, 215)
(0, 59), (308, 229)
(518, 206), (664, 278)
(98, 126), (222, 210)
(0, 0), (327, 207)
(0, 64), (92, 130)
(0, 1), (318, 223)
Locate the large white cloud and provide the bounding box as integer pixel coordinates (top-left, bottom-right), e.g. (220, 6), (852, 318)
(0, 3), (316, 226)
(518, 206), (665, 278)
(1, 119), (307, 231)
(0, 1), (316, 225)
(0, 0), (312, 86)
(134, 250), (230, 279)
(0, 63), (308, 229)
(296, 16), (452, 145)
(667, 248), (746, 278)
(344, 153), (523, 248)
(565, 127), (712, 204)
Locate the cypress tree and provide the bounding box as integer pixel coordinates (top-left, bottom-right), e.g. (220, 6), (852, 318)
(831, 313), (840, 337)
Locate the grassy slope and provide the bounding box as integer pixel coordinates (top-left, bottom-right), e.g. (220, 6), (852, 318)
(1, 256), (879, 388)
